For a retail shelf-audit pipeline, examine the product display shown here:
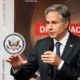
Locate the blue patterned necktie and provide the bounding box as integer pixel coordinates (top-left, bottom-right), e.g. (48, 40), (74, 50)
(55, 42), (61, 56)
(53, 42), (61, 80)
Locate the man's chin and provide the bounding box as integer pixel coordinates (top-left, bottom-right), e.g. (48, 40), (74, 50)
(49, 35), (55, 39)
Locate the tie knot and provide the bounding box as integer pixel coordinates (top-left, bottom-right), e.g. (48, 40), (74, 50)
(55, 42), (61, 47)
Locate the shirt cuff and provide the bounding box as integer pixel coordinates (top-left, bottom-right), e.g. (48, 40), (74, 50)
(57, 60), (64, 70)
(12, 67), (21, 74)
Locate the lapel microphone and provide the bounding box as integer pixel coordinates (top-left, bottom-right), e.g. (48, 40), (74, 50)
(48, 44), (54, 76)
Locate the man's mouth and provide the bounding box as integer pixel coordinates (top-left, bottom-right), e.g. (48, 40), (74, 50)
(49, 32), (55, 35)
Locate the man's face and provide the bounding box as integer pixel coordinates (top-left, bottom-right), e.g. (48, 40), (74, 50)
(46, 11), (68, 40)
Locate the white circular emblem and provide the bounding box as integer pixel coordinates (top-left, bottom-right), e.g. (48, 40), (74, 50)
(3, 33), (26, 55)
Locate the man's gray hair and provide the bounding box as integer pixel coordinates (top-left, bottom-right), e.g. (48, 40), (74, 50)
(44, 4), (71, 22)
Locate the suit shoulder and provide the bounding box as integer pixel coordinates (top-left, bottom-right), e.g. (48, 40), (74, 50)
(69, 32), (80, 40)
(36, 36), (53, 45)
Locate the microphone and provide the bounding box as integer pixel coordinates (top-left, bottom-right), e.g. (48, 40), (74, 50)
(48, 44), (54, 75)
(48, 44), (54, 51)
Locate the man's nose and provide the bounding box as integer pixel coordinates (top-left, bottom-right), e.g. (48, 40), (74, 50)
(47, 23), (53, 30)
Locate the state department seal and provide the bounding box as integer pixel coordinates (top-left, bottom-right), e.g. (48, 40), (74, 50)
(3, 33), (26, 55)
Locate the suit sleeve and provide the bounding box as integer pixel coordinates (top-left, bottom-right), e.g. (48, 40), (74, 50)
(11, 41), (39, 80)
(59, 50), (80, 80)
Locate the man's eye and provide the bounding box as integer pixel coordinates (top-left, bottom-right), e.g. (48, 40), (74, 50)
(46, 21), (49, 24)
(46, 21), (57, 24)
(51, 21), (56, 24)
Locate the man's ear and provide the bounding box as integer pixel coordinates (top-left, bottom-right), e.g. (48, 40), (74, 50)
(64, 20), (69, 29)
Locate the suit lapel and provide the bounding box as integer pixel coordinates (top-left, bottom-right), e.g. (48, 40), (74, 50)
(61, 42), (74, 60)
(61, 33), (77, 60)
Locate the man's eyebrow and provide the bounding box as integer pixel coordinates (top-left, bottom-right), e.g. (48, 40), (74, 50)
(45, 21), (57, 24)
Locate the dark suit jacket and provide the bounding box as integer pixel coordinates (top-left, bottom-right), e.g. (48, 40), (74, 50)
(12, 32), (80, 80)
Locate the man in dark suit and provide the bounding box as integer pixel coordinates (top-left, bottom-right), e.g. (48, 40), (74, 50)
(7, 4), (80, 80)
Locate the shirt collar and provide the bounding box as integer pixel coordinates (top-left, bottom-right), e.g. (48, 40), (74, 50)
(54, 31), (69, 46)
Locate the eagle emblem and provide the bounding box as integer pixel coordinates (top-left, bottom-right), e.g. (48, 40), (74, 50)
(3, 33), (26, 54)
(7, 40), (21, 51)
